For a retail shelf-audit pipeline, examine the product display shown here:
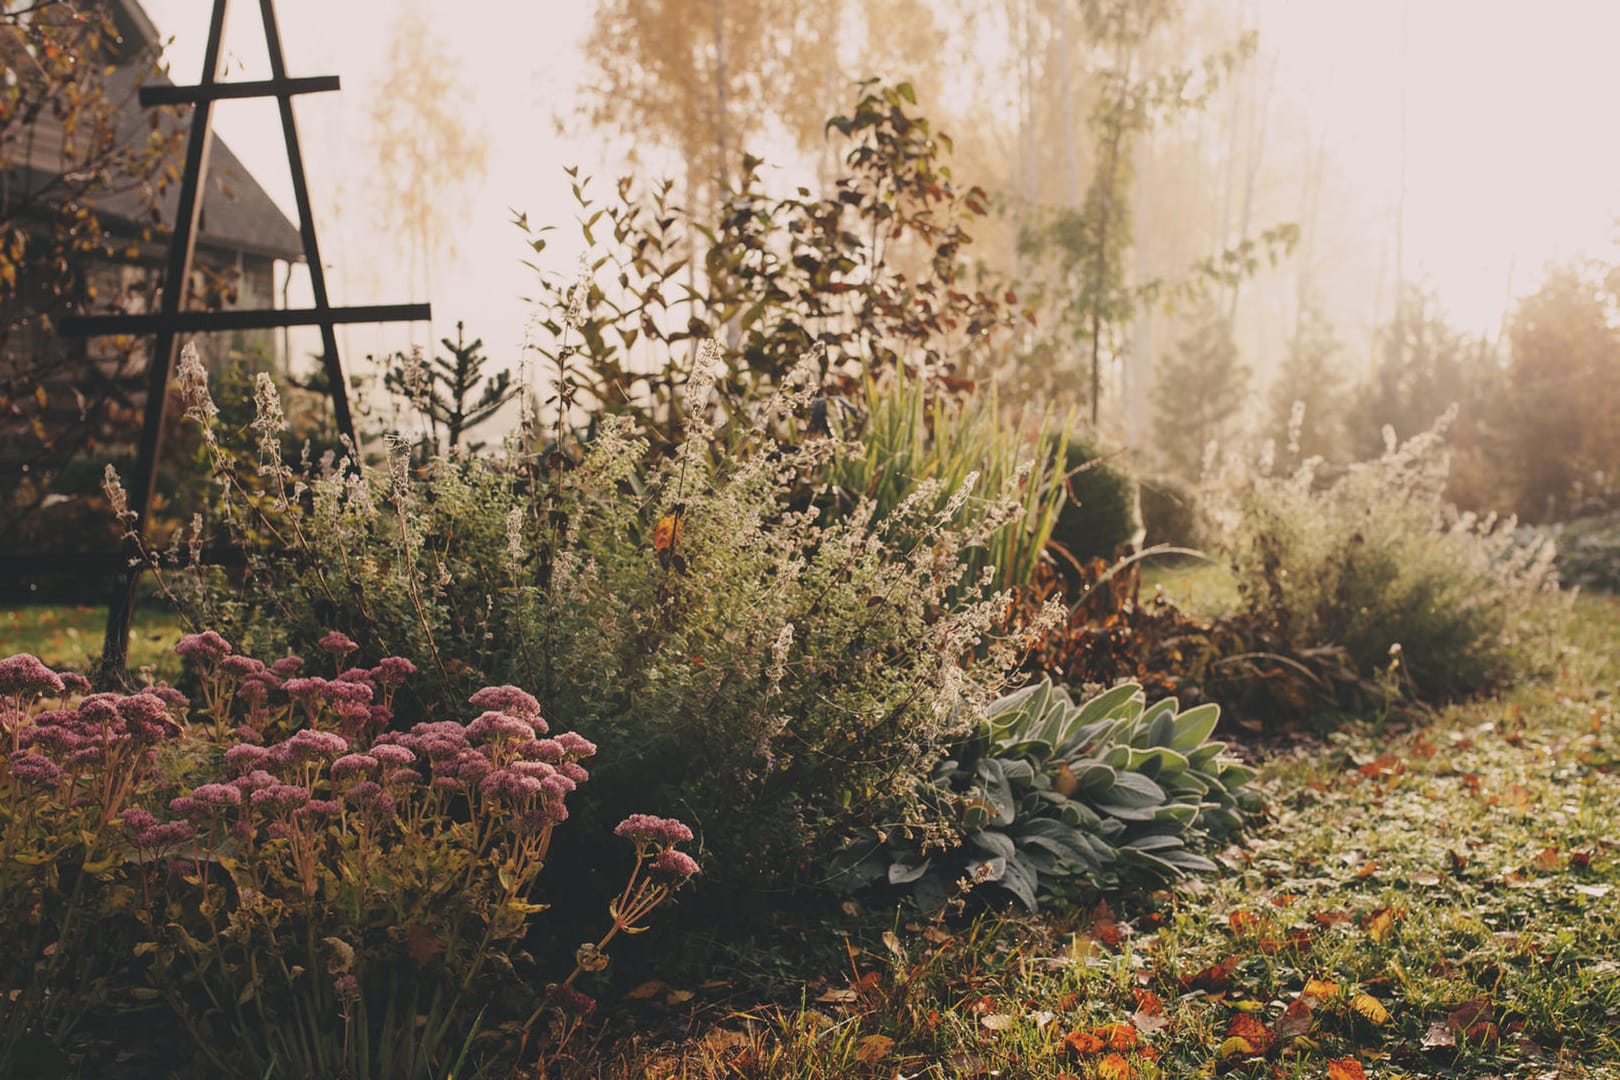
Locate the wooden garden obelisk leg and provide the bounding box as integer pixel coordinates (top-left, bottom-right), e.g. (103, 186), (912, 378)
(97, 0), (231, 688)
(260, 0), (355, 449)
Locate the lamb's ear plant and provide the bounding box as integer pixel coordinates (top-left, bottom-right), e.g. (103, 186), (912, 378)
(837, 678), (1258, 913)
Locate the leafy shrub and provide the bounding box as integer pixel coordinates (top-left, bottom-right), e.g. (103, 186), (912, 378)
(1138, 473), (1208, 550)
(0, 643), (698, 1077)
(1205, 415), (1560, 700)
(837, 679), (1256, 912)
(520, 81), (1019, 423)
(1048, 439), (1140, 565)
(1550, 513), (1620, 591)
(144, 345), (1062, 895)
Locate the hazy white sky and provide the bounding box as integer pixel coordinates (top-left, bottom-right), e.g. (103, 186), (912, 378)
(140, 0), (1620, 385)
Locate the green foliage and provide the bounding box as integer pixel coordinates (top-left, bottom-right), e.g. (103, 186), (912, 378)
(1269, 306), (1348, 464)
(1137, 474), (1207, 550)
(1048, 440), (1140, 565)
(1497, 263), (1620, 522)
(383, 322), (515, 451)
(646, 595), (1620, 1080)
(1549, 512), (1620, 591)
(1206, 415), (1561, 702)
(1347, 285), (1497, 465)
(1150, 310), (1249, 482)
(840, 679), (1256, 912)
(517, 81), (1018, 429)
(824, 365), (1072, 591)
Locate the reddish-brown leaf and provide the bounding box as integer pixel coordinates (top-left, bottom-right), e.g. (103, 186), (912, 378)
(1276, 997), (1314, 1037)
(1181, 956), (1237, 992)
(1229, 910), (1263, 934)
(1091, 900), (1125, 947)
(624, 980), (669, 1000)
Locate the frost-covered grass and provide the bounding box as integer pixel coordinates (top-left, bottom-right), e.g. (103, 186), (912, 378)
(605, 592), (1620, 1079)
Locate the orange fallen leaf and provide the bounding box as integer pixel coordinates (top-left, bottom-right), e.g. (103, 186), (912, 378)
(1349, 993), (1390, 1025)
(1302, 977), (1340, 1002)
(1531, 846), (1561, 872)
(1097, 1051), (1132, 1080)
(1091, 899), (1125, 946)
(652, 514), (683, 552)
(1062, 1030), (1105, 1056)
(1357, 754), (1403, 778)
(1326, 1056), (1367, 1080)
(1362, 907), (1400, 943)
(1093, 1023), (1138, 1051)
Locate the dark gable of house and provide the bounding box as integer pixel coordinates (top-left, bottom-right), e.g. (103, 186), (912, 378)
(5, 0), (304, 370)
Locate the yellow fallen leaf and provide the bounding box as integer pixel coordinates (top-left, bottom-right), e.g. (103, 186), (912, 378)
(1364, 908), (1396, 943)
(1302, 977), (1340, 1001)
(1350, 993), (1390, 1025)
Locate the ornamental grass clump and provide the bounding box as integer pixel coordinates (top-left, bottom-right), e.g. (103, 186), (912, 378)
(0, 643), (698, 1077)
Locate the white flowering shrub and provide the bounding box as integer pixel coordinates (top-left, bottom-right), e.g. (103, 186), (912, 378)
(1202, 411), (1561, 700)
(138, 342), (1063, 887)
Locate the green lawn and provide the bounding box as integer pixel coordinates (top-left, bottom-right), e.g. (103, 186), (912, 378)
(1, 604), (184, 678)
(610, 594), (1620, 1078)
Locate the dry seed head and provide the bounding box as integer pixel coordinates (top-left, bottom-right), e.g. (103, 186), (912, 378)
(176, 342), (217, 432)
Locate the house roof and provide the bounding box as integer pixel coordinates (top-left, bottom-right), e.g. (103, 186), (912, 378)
(7, 0), (307, 263)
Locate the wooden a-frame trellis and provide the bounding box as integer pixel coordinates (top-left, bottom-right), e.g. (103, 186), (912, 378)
(57, 0), (430, 684)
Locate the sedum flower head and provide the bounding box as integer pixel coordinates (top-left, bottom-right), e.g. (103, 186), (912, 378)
(174, 631), (232, 663)
(649, 848), (701, 887)
(613, 813), (694, 849)
(0, 654), (66, 698)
